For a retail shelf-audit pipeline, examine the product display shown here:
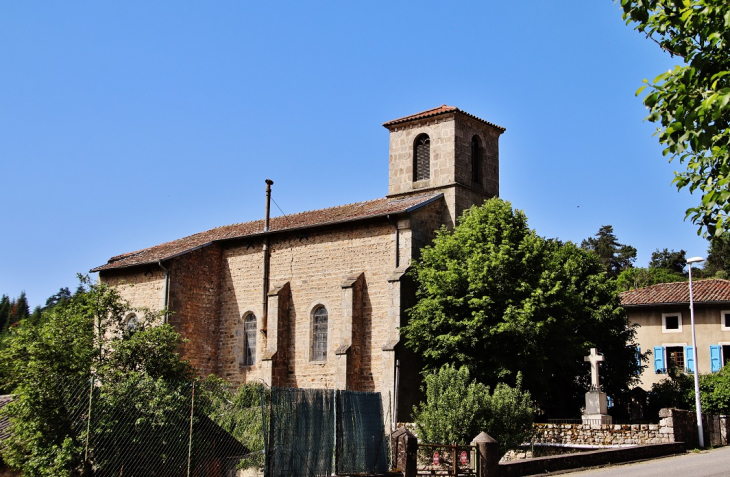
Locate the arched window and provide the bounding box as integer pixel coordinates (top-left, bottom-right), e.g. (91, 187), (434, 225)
(124, 313), (139, 333)
(413, 134), (430, 181)
(243, 314), (257, 366)
(312, 306), (328, 361)
(471, 135), (482, 183)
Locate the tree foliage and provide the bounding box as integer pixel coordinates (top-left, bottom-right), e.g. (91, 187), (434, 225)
(705, 233), (730, 276)
(0, 278), (192, 476)
(646, 373), (695, 418)
(197, 378), (269, 469)
(0, 291), (31, 333)
(403, 199), (641, 417)
(698, 366), (730, 414)
(44, 287), (73, 310)
(621, 0), (730, 237)
(581, 225), (637, 278)
(650, 248), (687, 273)
(412, 365), (533, 453)
(648, 368), (730, 416)
(616, 267), (686, 291)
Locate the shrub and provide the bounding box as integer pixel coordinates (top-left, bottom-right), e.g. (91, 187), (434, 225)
(412, 364), (534, 453)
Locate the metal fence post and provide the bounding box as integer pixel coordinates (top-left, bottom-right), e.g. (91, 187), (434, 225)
(333, 390), (338, 474)
(84, 376), (94, 464)
(187, 381), (195, 477)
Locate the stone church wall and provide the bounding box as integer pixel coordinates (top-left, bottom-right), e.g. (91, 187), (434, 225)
(218, 217), (401, 393)
(100, 265), (166, 312)
(167, 244), (223, 377)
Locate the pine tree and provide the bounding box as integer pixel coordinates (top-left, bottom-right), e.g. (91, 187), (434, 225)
(44, 287), (72, 310)
(706, 234), (730, 277)
(0, 295), (10, 333)
(8, 292), (30, 326)
(581, 225), (637, 278)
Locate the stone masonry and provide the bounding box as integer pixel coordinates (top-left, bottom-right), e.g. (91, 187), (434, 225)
(94, 106), (504, 423)
(385, 107), (503, 228)
(534, 409), (729, 449)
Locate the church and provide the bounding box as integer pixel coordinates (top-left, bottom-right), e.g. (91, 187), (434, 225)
(91, 105), (505, 422)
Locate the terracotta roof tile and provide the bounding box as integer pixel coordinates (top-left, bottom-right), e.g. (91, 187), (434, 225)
(382, 105), (506, 132)
(91, 193), (443, 272)
(620, 279), (730, 306)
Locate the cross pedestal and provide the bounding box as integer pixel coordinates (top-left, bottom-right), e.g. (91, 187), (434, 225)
(582, 348), (612, 425)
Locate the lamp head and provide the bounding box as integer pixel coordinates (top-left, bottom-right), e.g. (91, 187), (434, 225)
(687, 256), (705, 264)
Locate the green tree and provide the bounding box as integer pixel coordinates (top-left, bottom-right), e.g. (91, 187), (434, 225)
(616, 267), (686, 292)
(0, 278), (192, 476)
(646, 374), (695, 418)
(0, 295), (9, 332)
(705, 233), (730, 276)
(44, 287), (72, 310)
(620, 0), (730, 237)
(412, 365), (533, 453)
(581, 225), (637, 278)
(650, 248), (687, 274)
(197, 378), (269, 469)
(403, 199), (641, 417)
(8, 291), (30, 327)
(698, 367), (730, 414)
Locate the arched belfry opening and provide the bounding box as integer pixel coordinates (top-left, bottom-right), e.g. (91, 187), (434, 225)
(471, 135), (482, 184)
(383, 105), (505, 227)
(413, 134), (430, 181)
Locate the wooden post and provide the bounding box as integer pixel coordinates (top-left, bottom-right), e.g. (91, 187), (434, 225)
(472, 432), (499, 477)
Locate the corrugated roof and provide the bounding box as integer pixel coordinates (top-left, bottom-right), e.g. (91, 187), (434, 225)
(382, 105), (506, 132)
(91, 193), (443, 272)
(620, 279), (730, 307)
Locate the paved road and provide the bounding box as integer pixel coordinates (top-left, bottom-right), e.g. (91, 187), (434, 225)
(566, 446), (730, 476)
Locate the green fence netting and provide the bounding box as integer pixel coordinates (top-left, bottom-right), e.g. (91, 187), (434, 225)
(6, 377), (390, 477)
(266, 387), (334, 477)
(335, 390), (388, 475)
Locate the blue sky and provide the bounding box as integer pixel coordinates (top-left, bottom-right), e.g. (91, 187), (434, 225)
(0, 1), (710, 308)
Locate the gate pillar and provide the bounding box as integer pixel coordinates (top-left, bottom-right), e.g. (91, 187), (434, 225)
(472, 432), (499, 477)
(391, 427), (417, 477)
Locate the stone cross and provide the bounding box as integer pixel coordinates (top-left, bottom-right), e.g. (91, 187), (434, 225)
(584, 348), (605, 390)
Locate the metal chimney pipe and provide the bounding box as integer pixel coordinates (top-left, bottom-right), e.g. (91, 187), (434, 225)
(262, 179), (274, 332)
(264, 179), (273, 232)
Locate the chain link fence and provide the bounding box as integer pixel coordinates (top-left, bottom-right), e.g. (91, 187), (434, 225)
(13, 378), (390, 477)
(51, 376), (266, 476)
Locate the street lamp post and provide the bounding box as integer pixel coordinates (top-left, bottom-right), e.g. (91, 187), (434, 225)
(687, 256), (705, 448)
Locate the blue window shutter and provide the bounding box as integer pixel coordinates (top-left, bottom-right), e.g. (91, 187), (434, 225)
(654, 346), (665, 373)
(634, 346), (642, 375)
(710, 345), (722, 373)
(686, 346), (695, 373)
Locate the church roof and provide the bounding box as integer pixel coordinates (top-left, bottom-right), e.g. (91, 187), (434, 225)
(91, 193), (443, 272)
(382, 105), (506, 131)
(620, 279), (730, 307)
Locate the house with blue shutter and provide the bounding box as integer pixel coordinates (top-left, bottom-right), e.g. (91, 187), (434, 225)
(620, 279), (730, 390)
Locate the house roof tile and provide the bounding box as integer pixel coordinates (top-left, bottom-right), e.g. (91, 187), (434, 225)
(91, 193), (443, 272)
(620, 279), (730, 307)
(382, 105), (506, 132)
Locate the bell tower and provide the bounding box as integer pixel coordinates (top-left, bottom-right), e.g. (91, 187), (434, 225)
(383, 105), (505, 227)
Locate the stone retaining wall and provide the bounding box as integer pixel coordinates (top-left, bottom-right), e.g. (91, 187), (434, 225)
(499, 442), (685, 476)
(534, 409), (729, 449)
